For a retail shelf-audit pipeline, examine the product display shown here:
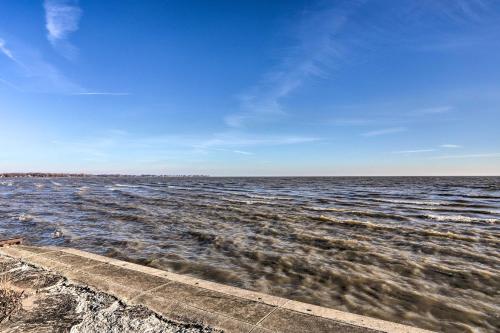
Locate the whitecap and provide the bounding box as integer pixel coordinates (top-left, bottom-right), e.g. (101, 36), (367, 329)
(167, 185), (193, 190)
(114, 184), (140, 188)
(18, 213), (34, 222)
(375, 198), (444, 206)
(425, 214), (499, 224)
(307, 206), (347, 212)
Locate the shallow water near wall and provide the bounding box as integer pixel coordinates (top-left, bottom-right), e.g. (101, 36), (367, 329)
(1, 176), (499, 332)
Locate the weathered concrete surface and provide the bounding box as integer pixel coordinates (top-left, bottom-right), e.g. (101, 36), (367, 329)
(0, 254), (219, 333)
(0, 245), (434, 333)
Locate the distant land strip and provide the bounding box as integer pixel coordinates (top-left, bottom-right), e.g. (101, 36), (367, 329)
(0, 173), (210, 178)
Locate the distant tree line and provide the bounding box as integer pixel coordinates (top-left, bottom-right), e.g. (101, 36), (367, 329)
(0, 173), (88, 178)
(0, 173), (210, 178)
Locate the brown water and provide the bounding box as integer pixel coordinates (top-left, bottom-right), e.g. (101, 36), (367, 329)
(1, 176), (499, 332)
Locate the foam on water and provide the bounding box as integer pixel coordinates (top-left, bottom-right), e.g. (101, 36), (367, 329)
(425, 214), (499, 224)
(17, 213), (34, 222)
(114, 183), (141, 188)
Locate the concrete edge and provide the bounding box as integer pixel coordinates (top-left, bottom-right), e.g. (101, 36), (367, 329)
(0, 245), (434, 333)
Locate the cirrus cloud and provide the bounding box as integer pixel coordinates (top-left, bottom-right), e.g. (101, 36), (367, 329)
(44, 0), (82, 59)
(44, 0), (82, 43)
(362, 127), (407, 137)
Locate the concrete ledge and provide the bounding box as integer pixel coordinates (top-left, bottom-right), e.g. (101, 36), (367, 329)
(0, 245), (434, 333)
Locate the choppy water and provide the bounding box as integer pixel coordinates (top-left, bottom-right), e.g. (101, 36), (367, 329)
(1, 176), (499, 332)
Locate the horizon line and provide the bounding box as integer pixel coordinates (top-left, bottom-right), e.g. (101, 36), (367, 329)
(1, 172), (499, 178)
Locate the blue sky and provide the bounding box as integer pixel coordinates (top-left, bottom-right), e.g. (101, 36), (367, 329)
(0, 0), (499, 176)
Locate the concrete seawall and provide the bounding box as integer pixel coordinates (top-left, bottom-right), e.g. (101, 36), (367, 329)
(0, 245), (433, 333)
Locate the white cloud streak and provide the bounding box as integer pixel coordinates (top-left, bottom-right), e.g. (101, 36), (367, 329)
(412, 106), (453, 115)
(193, 134), (320, 149)
(214, 148), (255, 155)
(0, 38), (15, 61)
(432, 153), (500, 159)
(44, 0), (82, 43)
(362, 127), (406, 137)
(440, 144), (462, 148)
(392, 149), (436, 154)
(73, 92), (130, 96)
(0, 38), (28, 70)
(233, 150), (254, 155)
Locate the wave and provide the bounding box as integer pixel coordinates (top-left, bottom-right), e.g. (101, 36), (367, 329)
(464, 194), (500, 200)
(315, 215), (390, 230)
(444, 202), (494, 209)
(246, 194), (294, 201)
(167, 185), (193, 190)
(316, 215), (480, 242)
(371, 198), (445, 206)
(221, 197), (277, 206)
(420, 207), (498, 215)
(307, 206), (409, 221)
(109, 184), (166, 194)
(114, 184), (141, 188)
(425, 214), (499, 224)
(308, 206), (346, 212)
(18, 213), (34, 222)
(370, 198), (497, 211)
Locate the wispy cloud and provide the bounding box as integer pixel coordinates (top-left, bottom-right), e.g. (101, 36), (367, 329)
(362, 127), (406, 137)
(193, 134), (320, 149)
(233, 150), (254, 155)
(51, 131), (319, 160)
(417, 34), (494, 52)
(392, 149), (435, 154)
(408, 1), (498, 54)
(440, 144), (462, 148)
(44, 0), (82, 42)
(411, 106), (453, 115)
(72, 92), (130, 96)
(214, 148), (255, 156)
(0, 38), (28, 69)
(22, 54), (81, 93)
(44, 0), (82, 59)
(0, 77), (23, 91)
(0, 38), (15, 61)
(0, 37), (81, 93)
(433, 152), (500, 159)
(332, 118), (374, 126)
(391, 144), (464, 155)
(0, 37), (121, 95)
(225, 2), (358, 128)
(424, 0), (492, 23)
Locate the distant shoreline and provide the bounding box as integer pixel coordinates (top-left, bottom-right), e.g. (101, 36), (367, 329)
(0, 173), (210, 178)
